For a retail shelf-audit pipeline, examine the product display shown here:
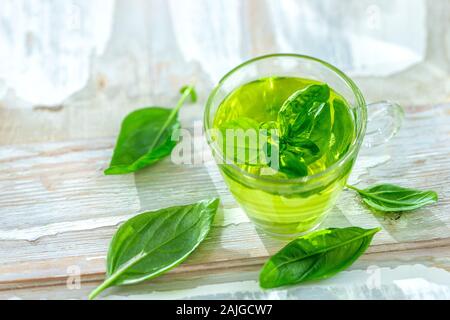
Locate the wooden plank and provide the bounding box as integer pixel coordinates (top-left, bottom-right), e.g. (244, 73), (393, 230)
(1, 241), (449, 300)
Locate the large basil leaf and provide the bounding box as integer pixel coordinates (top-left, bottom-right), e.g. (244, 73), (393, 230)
(277, 84), (330, 137)
(88, 198), (220, 299)
(104, 86), (196, 175)
(306, 101), (332, 160)
(347, 184), (438, 212)
(273, 84), (331, 176)
(259, 227), (380, 289)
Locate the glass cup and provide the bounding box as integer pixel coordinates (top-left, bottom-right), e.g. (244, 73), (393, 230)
(204, 54), (403, 238)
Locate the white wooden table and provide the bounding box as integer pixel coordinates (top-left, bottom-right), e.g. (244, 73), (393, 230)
(0, 94), (449, 299)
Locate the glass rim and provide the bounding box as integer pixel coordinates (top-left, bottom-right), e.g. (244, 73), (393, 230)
(204, 53), (367, 184)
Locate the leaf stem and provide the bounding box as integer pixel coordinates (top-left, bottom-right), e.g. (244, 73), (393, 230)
(149, 85), (195, 151)
(88, 251), (147, 300)
(346, 184), (362, 193)
(88, 276), (116, 300)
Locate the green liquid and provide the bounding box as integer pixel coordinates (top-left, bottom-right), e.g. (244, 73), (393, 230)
(213, 77), (356, 237)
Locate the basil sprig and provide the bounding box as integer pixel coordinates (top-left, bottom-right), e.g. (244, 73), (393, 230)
(259, 227), (380, 289)
(347, 184), (438, 212)
(89, 198), (219, 300)
(274, 84), (333, 177)
(277, 84), (330, 138)
(217, 84), (350, 178)
(104, 86), (197, 175)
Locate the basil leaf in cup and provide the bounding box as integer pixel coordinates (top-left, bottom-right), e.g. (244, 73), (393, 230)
(276, 85), (332, 172)
(331, 98), (354, 160)
(307, 101), (332, 157)
(259, 227), (380, 289)
(104, 85), (196, 175)
(347, 184), (438, 212)
(279, 151), (308, 178)
(278, 84), (330, 137)
(88, 198), (220, 300)
(284, 137), (320, 158)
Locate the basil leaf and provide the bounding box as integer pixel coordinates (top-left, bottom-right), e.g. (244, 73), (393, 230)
(105, 85), (196, 175)
(259, 227), (380, 289)
(278, 84), (330, 137)
(331, 98), (354, 159)
(104, 108), (179, 174)
(283, 138), (320, 164)
(308, 102), (332, 156)
(279, 151), (308, 178)
(89, 198), (220, 299)
(347, 184), (438, 212)
(273, 85), (331, 176)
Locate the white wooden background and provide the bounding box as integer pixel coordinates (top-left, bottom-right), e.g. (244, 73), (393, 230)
(0, 0), (449, 299)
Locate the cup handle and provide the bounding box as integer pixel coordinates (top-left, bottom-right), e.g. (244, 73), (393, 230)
(363, 101), (404, 147)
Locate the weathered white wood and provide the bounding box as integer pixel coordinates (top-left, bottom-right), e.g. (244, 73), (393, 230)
(1, 243), (449, 300)
(0, 104), (449, 299)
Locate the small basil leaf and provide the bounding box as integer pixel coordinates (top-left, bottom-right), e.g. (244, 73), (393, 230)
(278, 84), (330, 137)
(105, 86), (195, 175)
(279, 151), (308, 178)
(259, 227), (380, 289)
(105, 107), (179, 175)
(331, 98), (354, 159)
(347, 184), (438, 212)
(89, 198), (220, 299)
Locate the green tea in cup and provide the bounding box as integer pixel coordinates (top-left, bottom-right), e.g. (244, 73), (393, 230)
(205, 54), (400, 238)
